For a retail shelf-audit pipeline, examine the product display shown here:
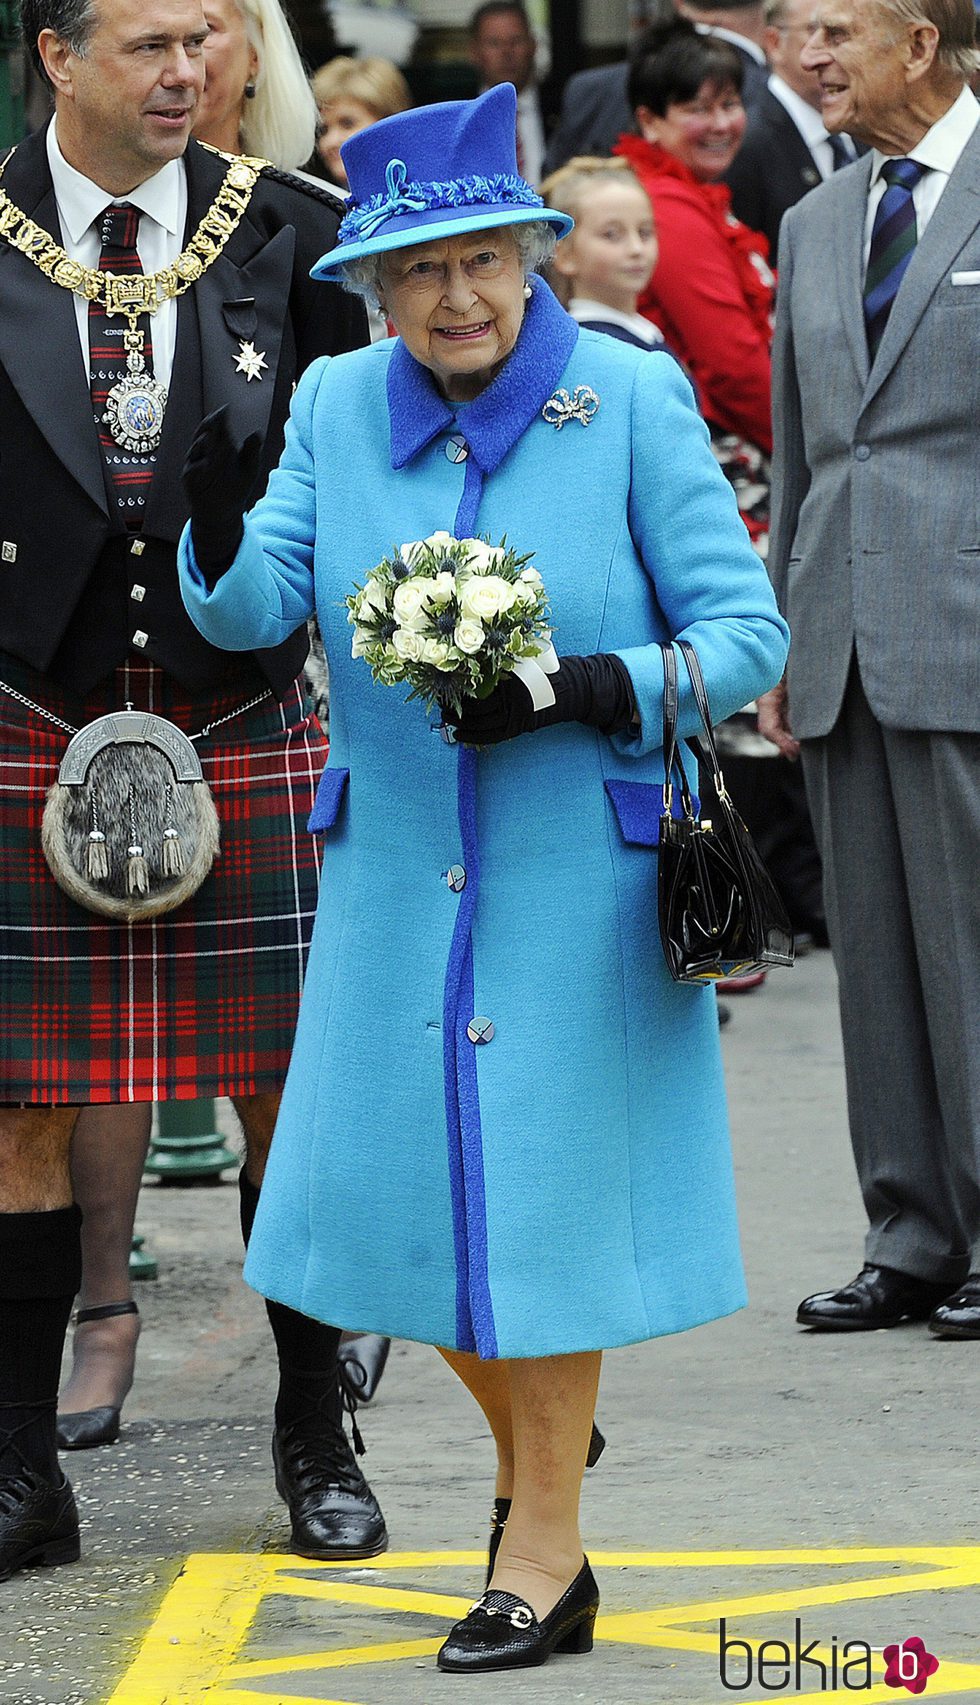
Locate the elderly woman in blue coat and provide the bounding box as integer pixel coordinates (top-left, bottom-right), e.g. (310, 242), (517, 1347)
(178, 82), (788, 1674)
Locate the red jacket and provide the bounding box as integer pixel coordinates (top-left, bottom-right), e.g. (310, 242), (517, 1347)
(614, 135), (775, 454)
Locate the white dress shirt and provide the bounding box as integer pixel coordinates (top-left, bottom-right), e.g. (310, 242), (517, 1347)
(767, 73), (855, 180)
(46, 120), (187, 390)
(863, 83), (980, 264)
(696, 23), (767, 66)
(516, 86), (545, 188)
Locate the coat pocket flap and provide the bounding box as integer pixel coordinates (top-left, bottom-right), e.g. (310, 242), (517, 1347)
(604, 778), (698, 846)
(308, 766), (350, 833)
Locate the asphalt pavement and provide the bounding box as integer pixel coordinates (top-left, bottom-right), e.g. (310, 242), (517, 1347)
(1, 948), (978, 1705)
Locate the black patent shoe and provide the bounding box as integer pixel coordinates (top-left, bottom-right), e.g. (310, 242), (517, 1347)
(273, 1419), (388, 1560)
(797, 1264), (955, 1331)
(0, 1470), (80, 1583)
(438, 1558), (599, 1673)
(929, 1274), (980, 1339)
(486, 1496), (512, 1585)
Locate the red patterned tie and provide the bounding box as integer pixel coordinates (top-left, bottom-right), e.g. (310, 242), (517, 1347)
(89, 203), (157, 529)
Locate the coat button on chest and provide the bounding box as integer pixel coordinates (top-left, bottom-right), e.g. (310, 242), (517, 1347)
(446, 865), (467, 892)
(446, 433), (469, 464)
(466, 1016), (494, 1045)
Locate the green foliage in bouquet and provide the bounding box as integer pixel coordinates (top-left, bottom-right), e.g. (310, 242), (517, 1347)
(345, 532), (552, 716)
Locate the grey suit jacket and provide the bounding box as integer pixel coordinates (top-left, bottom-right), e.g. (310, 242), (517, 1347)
(769, 121), (980, 737)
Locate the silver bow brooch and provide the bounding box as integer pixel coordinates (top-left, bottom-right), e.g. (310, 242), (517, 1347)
(542, 386), (600, 430)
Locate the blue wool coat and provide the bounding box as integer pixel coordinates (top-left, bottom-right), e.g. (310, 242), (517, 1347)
(179, 281), (789, 1359)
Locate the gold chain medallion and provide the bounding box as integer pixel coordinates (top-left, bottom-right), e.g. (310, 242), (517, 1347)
(0, 148), (267, 451)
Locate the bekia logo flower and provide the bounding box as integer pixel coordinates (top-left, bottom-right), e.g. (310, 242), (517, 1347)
(884, 1637), (940, 1695)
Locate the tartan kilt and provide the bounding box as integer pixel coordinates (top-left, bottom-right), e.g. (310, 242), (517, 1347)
(0, 657), (325, 1105)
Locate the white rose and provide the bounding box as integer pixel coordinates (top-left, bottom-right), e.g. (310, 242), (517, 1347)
(460, 575), (516, 622)
(351, 627), (372, 659)
(454, 619), (485, 655)
(392, 577), (430, 628)
(428, 570), (457, 607)
(519, 566), (543, 588)
(463, 540), (506, 575)
(392, 626), (426, 662)
(422, 637), (454, 670)
(399, 530), (453, 568)
(512, 579), (537, 606)
(359, 576), (390, 617)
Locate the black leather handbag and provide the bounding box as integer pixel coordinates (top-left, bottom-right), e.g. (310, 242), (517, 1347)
(657, 640), (795, 984)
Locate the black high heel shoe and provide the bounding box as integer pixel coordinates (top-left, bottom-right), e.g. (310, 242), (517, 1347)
(56, 1301), (139, 1451)
(438, 1557), (599, 1673)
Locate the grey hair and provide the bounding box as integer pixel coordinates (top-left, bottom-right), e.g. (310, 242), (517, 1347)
(21, 0), (97, 82)
(338, 219), (558, 307)
(871, 0), (979, 76)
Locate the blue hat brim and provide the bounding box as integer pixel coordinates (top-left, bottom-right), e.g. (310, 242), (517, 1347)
(311, 203), (573, 281)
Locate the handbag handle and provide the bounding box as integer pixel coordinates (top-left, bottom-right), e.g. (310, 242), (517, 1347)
(675, 638), (730, 802)
(659, 643), (694, 816)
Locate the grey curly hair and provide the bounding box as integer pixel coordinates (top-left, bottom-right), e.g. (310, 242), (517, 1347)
(338, 221), (558, 306)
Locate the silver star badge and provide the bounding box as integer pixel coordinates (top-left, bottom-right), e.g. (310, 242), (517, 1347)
(234, 340), (268, 382)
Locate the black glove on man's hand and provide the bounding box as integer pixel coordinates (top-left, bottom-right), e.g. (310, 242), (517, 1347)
(182, 405), (263, 588)
(445, 652), (636, 747)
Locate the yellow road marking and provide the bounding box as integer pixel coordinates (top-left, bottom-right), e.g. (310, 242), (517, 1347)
(104, 1547), (980, 1705)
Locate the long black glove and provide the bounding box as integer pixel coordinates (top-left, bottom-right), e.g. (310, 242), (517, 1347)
(182, 405), (263, 588)
(444, 653), (636, 747)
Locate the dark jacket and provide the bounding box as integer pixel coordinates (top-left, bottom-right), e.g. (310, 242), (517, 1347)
(723, 86), (824, 257)
(0, 126), (365, 698)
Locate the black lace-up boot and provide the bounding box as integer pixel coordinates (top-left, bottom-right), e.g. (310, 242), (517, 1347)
(272, 1366), (388, 1559)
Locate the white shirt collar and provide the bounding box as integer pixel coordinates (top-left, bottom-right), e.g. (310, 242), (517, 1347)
(569, 298), (665, 343)
(696, 23), (767, 66)
(46, 118), (184, 245)
(870, 83), (980, 186)
(766, 74), (829, 148)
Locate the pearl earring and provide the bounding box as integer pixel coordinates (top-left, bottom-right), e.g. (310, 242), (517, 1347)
(523, 282), (532, 300)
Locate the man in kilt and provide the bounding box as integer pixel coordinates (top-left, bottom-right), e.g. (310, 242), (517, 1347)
(0, 0), (387, 1579)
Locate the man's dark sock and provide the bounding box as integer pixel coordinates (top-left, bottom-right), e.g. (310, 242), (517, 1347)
(238, 1170), (344, 1432)
(0, 1207), (82, 1483)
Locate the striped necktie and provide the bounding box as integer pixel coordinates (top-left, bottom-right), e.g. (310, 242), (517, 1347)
(863, 157), (928, 359)
(89, 203), (157, 529)
(827, 133), (852, 171)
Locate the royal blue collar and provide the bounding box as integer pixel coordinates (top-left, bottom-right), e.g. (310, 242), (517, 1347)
(387, 275), (579, 474)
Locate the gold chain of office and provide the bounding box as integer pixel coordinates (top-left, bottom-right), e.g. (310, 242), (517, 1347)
(0, 144), (267, 319)
(0, 144), (269, 451)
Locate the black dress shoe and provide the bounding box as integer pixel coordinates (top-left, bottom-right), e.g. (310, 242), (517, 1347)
(337, 1333), (390, 1405)
(929, 1275), (980, 1339)
(0, 1470), (80, 1582)
(797, 1264), (955, 1331)
(56, 1300), (139, 1451)
(438, 1558), (599, 1673)
(273, 1417), (388, 1560)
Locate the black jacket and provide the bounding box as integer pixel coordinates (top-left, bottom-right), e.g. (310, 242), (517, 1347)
(723, 86), (824, 259)
(0, 127), (365, 698)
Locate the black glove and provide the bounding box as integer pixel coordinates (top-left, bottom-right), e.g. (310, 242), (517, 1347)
(182, 405), (263, 588)
(445, 653), (636, 747)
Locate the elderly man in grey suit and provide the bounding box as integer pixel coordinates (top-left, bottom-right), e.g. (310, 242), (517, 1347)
(761, 0), (980, 1336)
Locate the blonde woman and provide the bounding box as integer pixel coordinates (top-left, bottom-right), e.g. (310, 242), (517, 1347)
(311, 56), (412, 187)
(195, 0), (321, 169)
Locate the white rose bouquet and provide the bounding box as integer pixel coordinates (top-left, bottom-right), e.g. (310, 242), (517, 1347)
(345, 532), (554, 717)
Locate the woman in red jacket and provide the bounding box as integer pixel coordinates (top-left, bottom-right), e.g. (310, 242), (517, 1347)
(615, 17), (774, 542)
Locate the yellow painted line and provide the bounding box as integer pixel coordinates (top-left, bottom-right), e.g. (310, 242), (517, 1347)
(105, 1546), (980, 1705)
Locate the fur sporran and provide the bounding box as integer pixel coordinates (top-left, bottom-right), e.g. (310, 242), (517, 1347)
(41, 710), (220, 922)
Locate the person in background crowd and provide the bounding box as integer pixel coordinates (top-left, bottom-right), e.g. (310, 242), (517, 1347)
(617, 17), (828, 957)
(724, 0), (859, 255)
(177, 81), (788, 1675)
(761, 0), (980, 1338)
(541, 156), (672, 353)
(311, 55), (412, 188)
(469, 0), (545, 183)
(0, 0), (383, 1584)
(193, 0), (319, 167)
(678, 0), (772, 105)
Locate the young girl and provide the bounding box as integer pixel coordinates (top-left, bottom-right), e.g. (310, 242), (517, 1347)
(541, 157), (677, 357)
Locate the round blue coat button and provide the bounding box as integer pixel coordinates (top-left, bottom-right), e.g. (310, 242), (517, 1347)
(466, 1016), (494, 1045)
(446, 865), (467, 892)
(446, 433), (469, 464)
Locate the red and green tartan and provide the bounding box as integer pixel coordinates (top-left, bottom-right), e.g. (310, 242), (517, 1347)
(0, 658), (325, 1104)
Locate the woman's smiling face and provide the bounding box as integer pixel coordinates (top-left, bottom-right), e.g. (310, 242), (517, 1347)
(638, 78), (746, 182)
(378, 228), (527, 403)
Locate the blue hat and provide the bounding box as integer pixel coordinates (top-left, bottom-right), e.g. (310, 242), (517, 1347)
(310, 84), (573, 281)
